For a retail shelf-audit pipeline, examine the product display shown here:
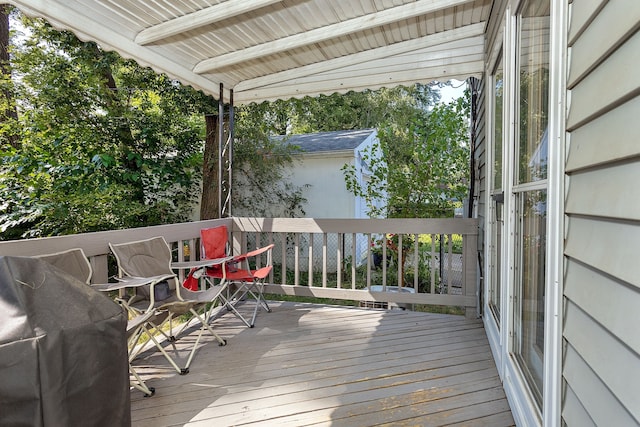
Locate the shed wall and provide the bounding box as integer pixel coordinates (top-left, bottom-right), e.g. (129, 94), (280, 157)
(293, 155), (355, 219)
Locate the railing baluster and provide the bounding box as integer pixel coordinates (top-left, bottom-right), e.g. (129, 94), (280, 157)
(351, 233), (356, 290)
(281, 233), (287, 285)
(255, 233), (262, 268)
(447, 234), (453, 294)
(398, 234), (403, 289)
(414, 234), (419, 292)
(336, 233), (342, 289)
(382, 234), (387, 290)
(367, 234), (372, 290)
(308, 233), (314, 287)
(269, 232), (274, 283)
(322, 233), (327, 288)
(431, 234), (436, 294)
(294, 233), (300, 286)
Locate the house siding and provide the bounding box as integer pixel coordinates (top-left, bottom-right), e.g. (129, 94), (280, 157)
(472, 76), (487, 293)
(563, 1), (640, 425)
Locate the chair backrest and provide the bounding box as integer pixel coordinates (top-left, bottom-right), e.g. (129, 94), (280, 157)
(110, 236), (174, 279)
(200, 226), (229, 260)
(36, 248), (92, 285)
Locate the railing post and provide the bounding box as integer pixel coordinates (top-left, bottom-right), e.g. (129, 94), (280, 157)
(463, 232), (478, 318)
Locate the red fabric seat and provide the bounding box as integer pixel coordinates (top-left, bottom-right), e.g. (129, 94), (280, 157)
(183, 225), (273, 327)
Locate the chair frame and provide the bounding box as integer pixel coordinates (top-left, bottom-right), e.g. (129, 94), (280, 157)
(109, 237), (229, 375)
(197, 226), (274, 328)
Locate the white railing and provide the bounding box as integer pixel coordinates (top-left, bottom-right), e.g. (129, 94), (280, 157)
(0, 217), (479, 317)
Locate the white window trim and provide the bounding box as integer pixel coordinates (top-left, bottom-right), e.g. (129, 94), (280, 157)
(487, 1), (567, 426)
(542, 0), (567, 425)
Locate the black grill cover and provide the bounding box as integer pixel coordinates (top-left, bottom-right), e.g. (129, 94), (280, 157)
(0, 256), (130, 426)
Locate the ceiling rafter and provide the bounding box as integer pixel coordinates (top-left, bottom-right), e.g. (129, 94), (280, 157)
(234, 23), (485, 92)
(135, 0), (283, 45)
(193, 0), (475, 74)
(10, 0), (229, 100)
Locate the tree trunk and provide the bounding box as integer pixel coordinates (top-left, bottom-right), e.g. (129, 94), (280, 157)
(0, 4), (19, 148)
(200, 114), (219, 219)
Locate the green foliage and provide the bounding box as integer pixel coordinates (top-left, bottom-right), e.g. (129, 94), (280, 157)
(1, 14), (212, 238)
(231, 104), (307, 218)
(285, 85), (441, 134)
(343, 92), (470, 218)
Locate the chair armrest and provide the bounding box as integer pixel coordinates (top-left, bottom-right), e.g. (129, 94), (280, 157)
(253, 266), (273, 280)
(172, 256), (234, 270)
(233, 244), (275, 261)
(90, 274), (175, 292)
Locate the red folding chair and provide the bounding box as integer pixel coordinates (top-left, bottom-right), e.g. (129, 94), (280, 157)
(188, 225), (273, 328)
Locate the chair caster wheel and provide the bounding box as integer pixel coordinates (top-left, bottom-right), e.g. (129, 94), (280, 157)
(219, 339), (227, 346)
(144, 387), (156, 397)
(168, 336), (177, 342)
(180, 368), (189, 375)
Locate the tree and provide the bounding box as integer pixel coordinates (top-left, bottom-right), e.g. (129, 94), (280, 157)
(342, 90), (470, 219)
(0, 13), (210, 237)
(0, 12), (307, 238)
(230, 102), (307, 218)
(0, 4), (18, 148)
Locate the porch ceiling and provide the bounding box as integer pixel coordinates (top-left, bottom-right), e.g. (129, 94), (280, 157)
(9, 0), (491, 104)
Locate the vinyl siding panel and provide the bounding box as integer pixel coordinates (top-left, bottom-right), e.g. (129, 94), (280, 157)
(564, 259), (640, 359)
(567, 0), (639, 87)
(565, 216), (640, 292)
(563, 1), (640, 425)
(562, 384), (597, 427)
(566, 27), (640, 130)
(565, 160), (640, 221)
(566, 96), (640, 172)
(473, 77), (486, 271)
(563, 342), (637, 426)
(567, 0), (607, 45)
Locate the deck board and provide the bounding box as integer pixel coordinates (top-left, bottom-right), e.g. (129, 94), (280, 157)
(130, 301), (514, 426)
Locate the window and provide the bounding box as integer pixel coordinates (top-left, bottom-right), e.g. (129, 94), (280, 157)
(512, 0), (550, 410)
(489, 51), (504, 323)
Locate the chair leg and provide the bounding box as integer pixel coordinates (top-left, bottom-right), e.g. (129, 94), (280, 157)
(216, 290), (253, 328)
(140, 322), (186, 375)
(129, 363), (155, 397)
(248, 280), (271, 327)
(180, 307), (227, 374)
(226, 279), (271, 328)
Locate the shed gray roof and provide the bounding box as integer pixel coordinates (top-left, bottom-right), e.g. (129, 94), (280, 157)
(280, 129), (376, 154)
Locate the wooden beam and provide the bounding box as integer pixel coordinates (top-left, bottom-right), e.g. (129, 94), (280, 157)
(135, 0), (283, 45)
(193, 0), (475, 73)
(235, 24), (485, 92)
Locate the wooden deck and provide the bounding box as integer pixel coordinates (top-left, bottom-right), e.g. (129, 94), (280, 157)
(130, 301), (514, 426)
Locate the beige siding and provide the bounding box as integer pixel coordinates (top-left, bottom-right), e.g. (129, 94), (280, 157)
(567, 30), (640, 129)
(563, 343), (636, 426)
(563, 0), (640, 425)
(567, 0), (638, 86)
(567, 0), (607, 45)
(566, 96), (640, 172)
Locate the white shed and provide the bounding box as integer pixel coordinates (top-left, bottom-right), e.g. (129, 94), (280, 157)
(281, 128), (383, 219)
